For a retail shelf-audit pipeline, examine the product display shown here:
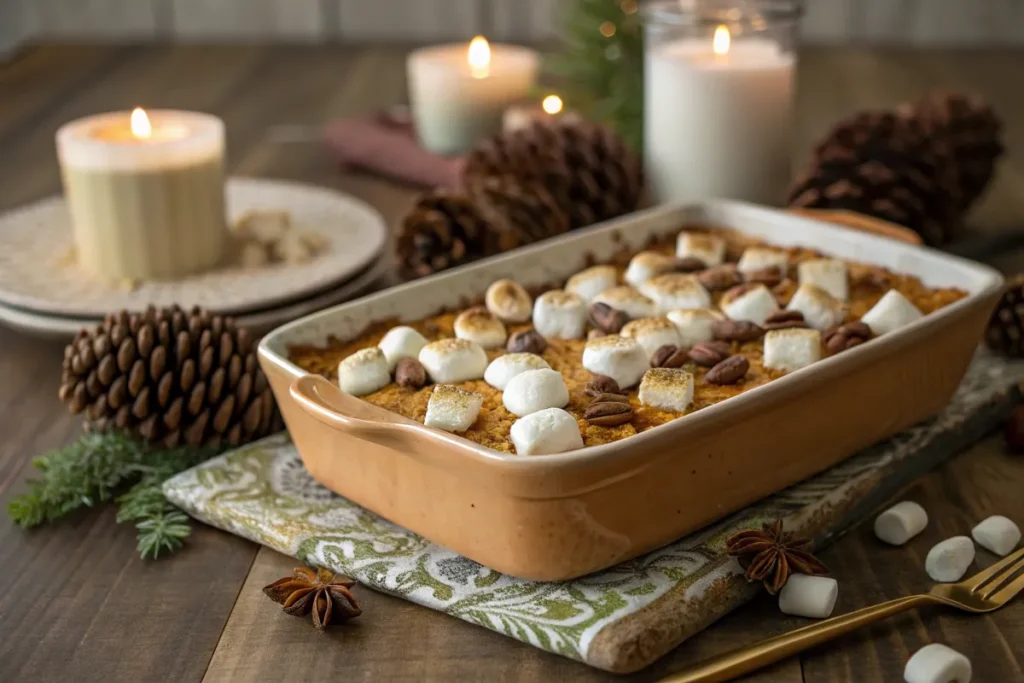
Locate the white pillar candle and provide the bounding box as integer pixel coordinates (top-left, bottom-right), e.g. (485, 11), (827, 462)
(57, 108), (227, 281)
(408, 37), (539, 154)
(645, 26), (795, 205)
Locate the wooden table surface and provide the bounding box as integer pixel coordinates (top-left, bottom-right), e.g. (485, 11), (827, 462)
(2, 44), (1024, 683)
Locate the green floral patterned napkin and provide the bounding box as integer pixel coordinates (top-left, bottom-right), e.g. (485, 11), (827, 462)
(164, 352), (1022, 673)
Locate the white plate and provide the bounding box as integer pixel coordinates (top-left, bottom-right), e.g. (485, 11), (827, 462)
(0, 177), (388, 317)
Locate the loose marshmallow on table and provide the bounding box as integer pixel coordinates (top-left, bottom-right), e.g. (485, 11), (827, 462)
(424, 384), (483, 433)
(592, 286), (658, 320)
(338, 348), (392, 396)
(485, 279), (533, 323)
(639, 273), (712, 313)
(676, 231), (726, 267)
(667, 308), (725, 347)
(533, 290), (587, 339)
(454, 306), (507, 349)
(925, 536), (975, 582)
(638, 368), (694, 412)
(502, 368), (570, 417)
(904, 643), (972, 683)
(582, 335), (650, 389)
(484, 353), (550, 391)
(566, 265), (618, 303)
(510, 407), (584, 455)
(764, 328), (822, 372)
(786, 284), (844, 331)
(418, 338), (488, 384)
(874, 501), (929, 546)
(621, 317), (683, 360)
(798, 258), (849, 301)
(860, 289), (923, 335)
(624, 251), (676, 288)
(971, 515), (1021, 556)
(737, 247), (789, 278)
(778, 574), (839, 619)
(721, 284), (779, 326)
(377, 326), (428, 371)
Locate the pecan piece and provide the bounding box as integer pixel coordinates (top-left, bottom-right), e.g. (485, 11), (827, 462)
(588, 302), (629, 334)
(675, 256), (707, 273)
(394, 357), (427, 389)
(589, 392), (631, 405)
(824, 321), (873, 355)
(507, 328), (547, 355)
(744, 267), (784, 287)
(705, 355), (750, 385)
(697, 264), (741, 291)
(585, 375), (623, 397)
(688, 342), (730, 367)
(711, 319), (765, 342)
(584, 400), (633, 427)
(651, 344), (689, 368)
(763, 310), (808, 331)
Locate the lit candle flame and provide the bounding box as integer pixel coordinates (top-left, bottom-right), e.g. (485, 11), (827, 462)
(468, 36), (491, 79)
(542, 95), (564, 115)
(713, 25), (731, 56)
(130, 107), (152, 139)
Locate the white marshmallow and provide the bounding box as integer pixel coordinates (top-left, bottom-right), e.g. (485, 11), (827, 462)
(861, 290), (923, 336)
(639, 273), (712, 313)
(764, 328), (822, 372)
(621, 317), (684, 360)
(483, 353), (550, 391)
(377, 326), (428, 371)
(904, 644), (972, 683)
(624, 251), (676, 287)
(424, 384), (483, 433)
(721, 284), (779, 326)
(638, 368), (694, 412)
(778, 574), (839, 619)
(874, 501), (929, 546)
(485, 279), (533, 323)
(799, 258), (849, 301)
(454, 306), (507, 349)
(533, 290), (587, 339)
(676, 231), (727, 267)
(510, 407), (584, 456)
(337, 348), (391, 397)
(592, 286), (658, 320)
(925, 536), (975, 582)
(737, 247), (789, 277)
(786, 284), (844, 331)
(667, 308), (725, 347)
(582, 335), (650, 389)
(502, 368), (570, 417)
(418, 339), (488, 384)
(566, 265), (618, 303)
(971, 515), (1021, 556)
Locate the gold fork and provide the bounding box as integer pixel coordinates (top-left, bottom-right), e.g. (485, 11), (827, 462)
(660, 546), (1024, 683)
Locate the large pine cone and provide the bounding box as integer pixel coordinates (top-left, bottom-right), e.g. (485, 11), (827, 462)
(59, 306), (282, 449)
(469, 177), (571, 245)
(986, 274), (1024, 358)
(463, 119), (643, 230)
(396, 191), (499, 280)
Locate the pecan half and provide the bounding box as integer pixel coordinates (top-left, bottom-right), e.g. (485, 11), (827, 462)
(763, 310), (808, 331)
(394, 357), (427, 389)
(585, 375), (623, 397)
(589, 392), (631, 405)
(507, 328), (547, 355)
(712, 319), (765, 342)
(824, 321), (873, 355)
(705, 355), (749, 385)
(744, 267), (784, 287)
(584, 400), (633, 427)
(588, 302), (629, 334)
(651, 344), (689, 368)
(688, 342), (731, 367)
(697, 264), (741, 291)
(675, 256), (707, 273)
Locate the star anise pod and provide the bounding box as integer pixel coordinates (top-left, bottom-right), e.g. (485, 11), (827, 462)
(263, 567), (361, 630)
(726, 520), (828, 594)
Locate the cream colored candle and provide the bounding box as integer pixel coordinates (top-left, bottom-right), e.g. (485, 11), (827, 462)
(56, 108), (228, 280)
(502, 95), (581, 133)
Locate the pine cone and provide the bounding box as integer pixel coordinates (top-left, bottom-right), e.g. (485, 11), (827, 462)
(58, 306), (282, 449)
(469, 177), (571, 245)
(396, 191), (498, 280)
(986, 274), (1024, 357)
(463, 120), (643, 230)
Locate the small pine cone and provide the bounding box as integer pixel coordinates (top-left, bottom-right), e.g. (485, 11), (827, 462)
(469, 177), (571, 247)
(59, 306), (282, 449)
(985, 275), (1024, 358)
(396, 191), (497, 280)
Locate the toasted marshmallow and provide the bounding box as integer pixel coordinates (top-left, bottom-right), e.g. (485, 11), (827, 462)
(666, 308), (725, 347)
(424, 384), (483, 433)
(624, 251), (676, 287)
(592, 286), (657, 320)
(786, 284), (844, 331)
(454, 306), (507, 349)
(502, 368), (570, 417)
(485, 279), (533, 323)
(737, 247), (789, 277)
(484, 353), (550, 391)
(639, 273), (712, 313)
(338, 347), (391, 396)
(763, 328), (822, 372)
(377, 326), (429, 371)
(721, 284), (779, 326)
(904, 643), (972, 683)
(860, 289), (923, 335)
(621, 317), (683, 360)
(676, 231), (727, 267)
(533, 290), (587, 339)
(510, 407), (584, 456)
(418, 339), (488, 383)
(582, 335), (649, 389)
(798, 258), (849, 301)
(566, 265), (618, 303)
(638, 368), (694, 412)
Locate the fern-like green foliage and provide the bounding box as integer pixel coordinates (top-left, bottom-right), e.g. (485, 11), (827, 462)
(544, 0), (645, 151)
(8, 432), (218, 559)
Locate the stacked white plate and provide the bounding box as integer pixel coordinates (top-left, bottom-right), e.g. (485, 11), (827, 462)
(0, 178), (390, 339)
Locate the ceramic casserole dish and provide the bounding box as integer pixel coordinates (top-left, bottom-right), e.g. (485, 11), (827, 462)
(259, 201), (1002, 581)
